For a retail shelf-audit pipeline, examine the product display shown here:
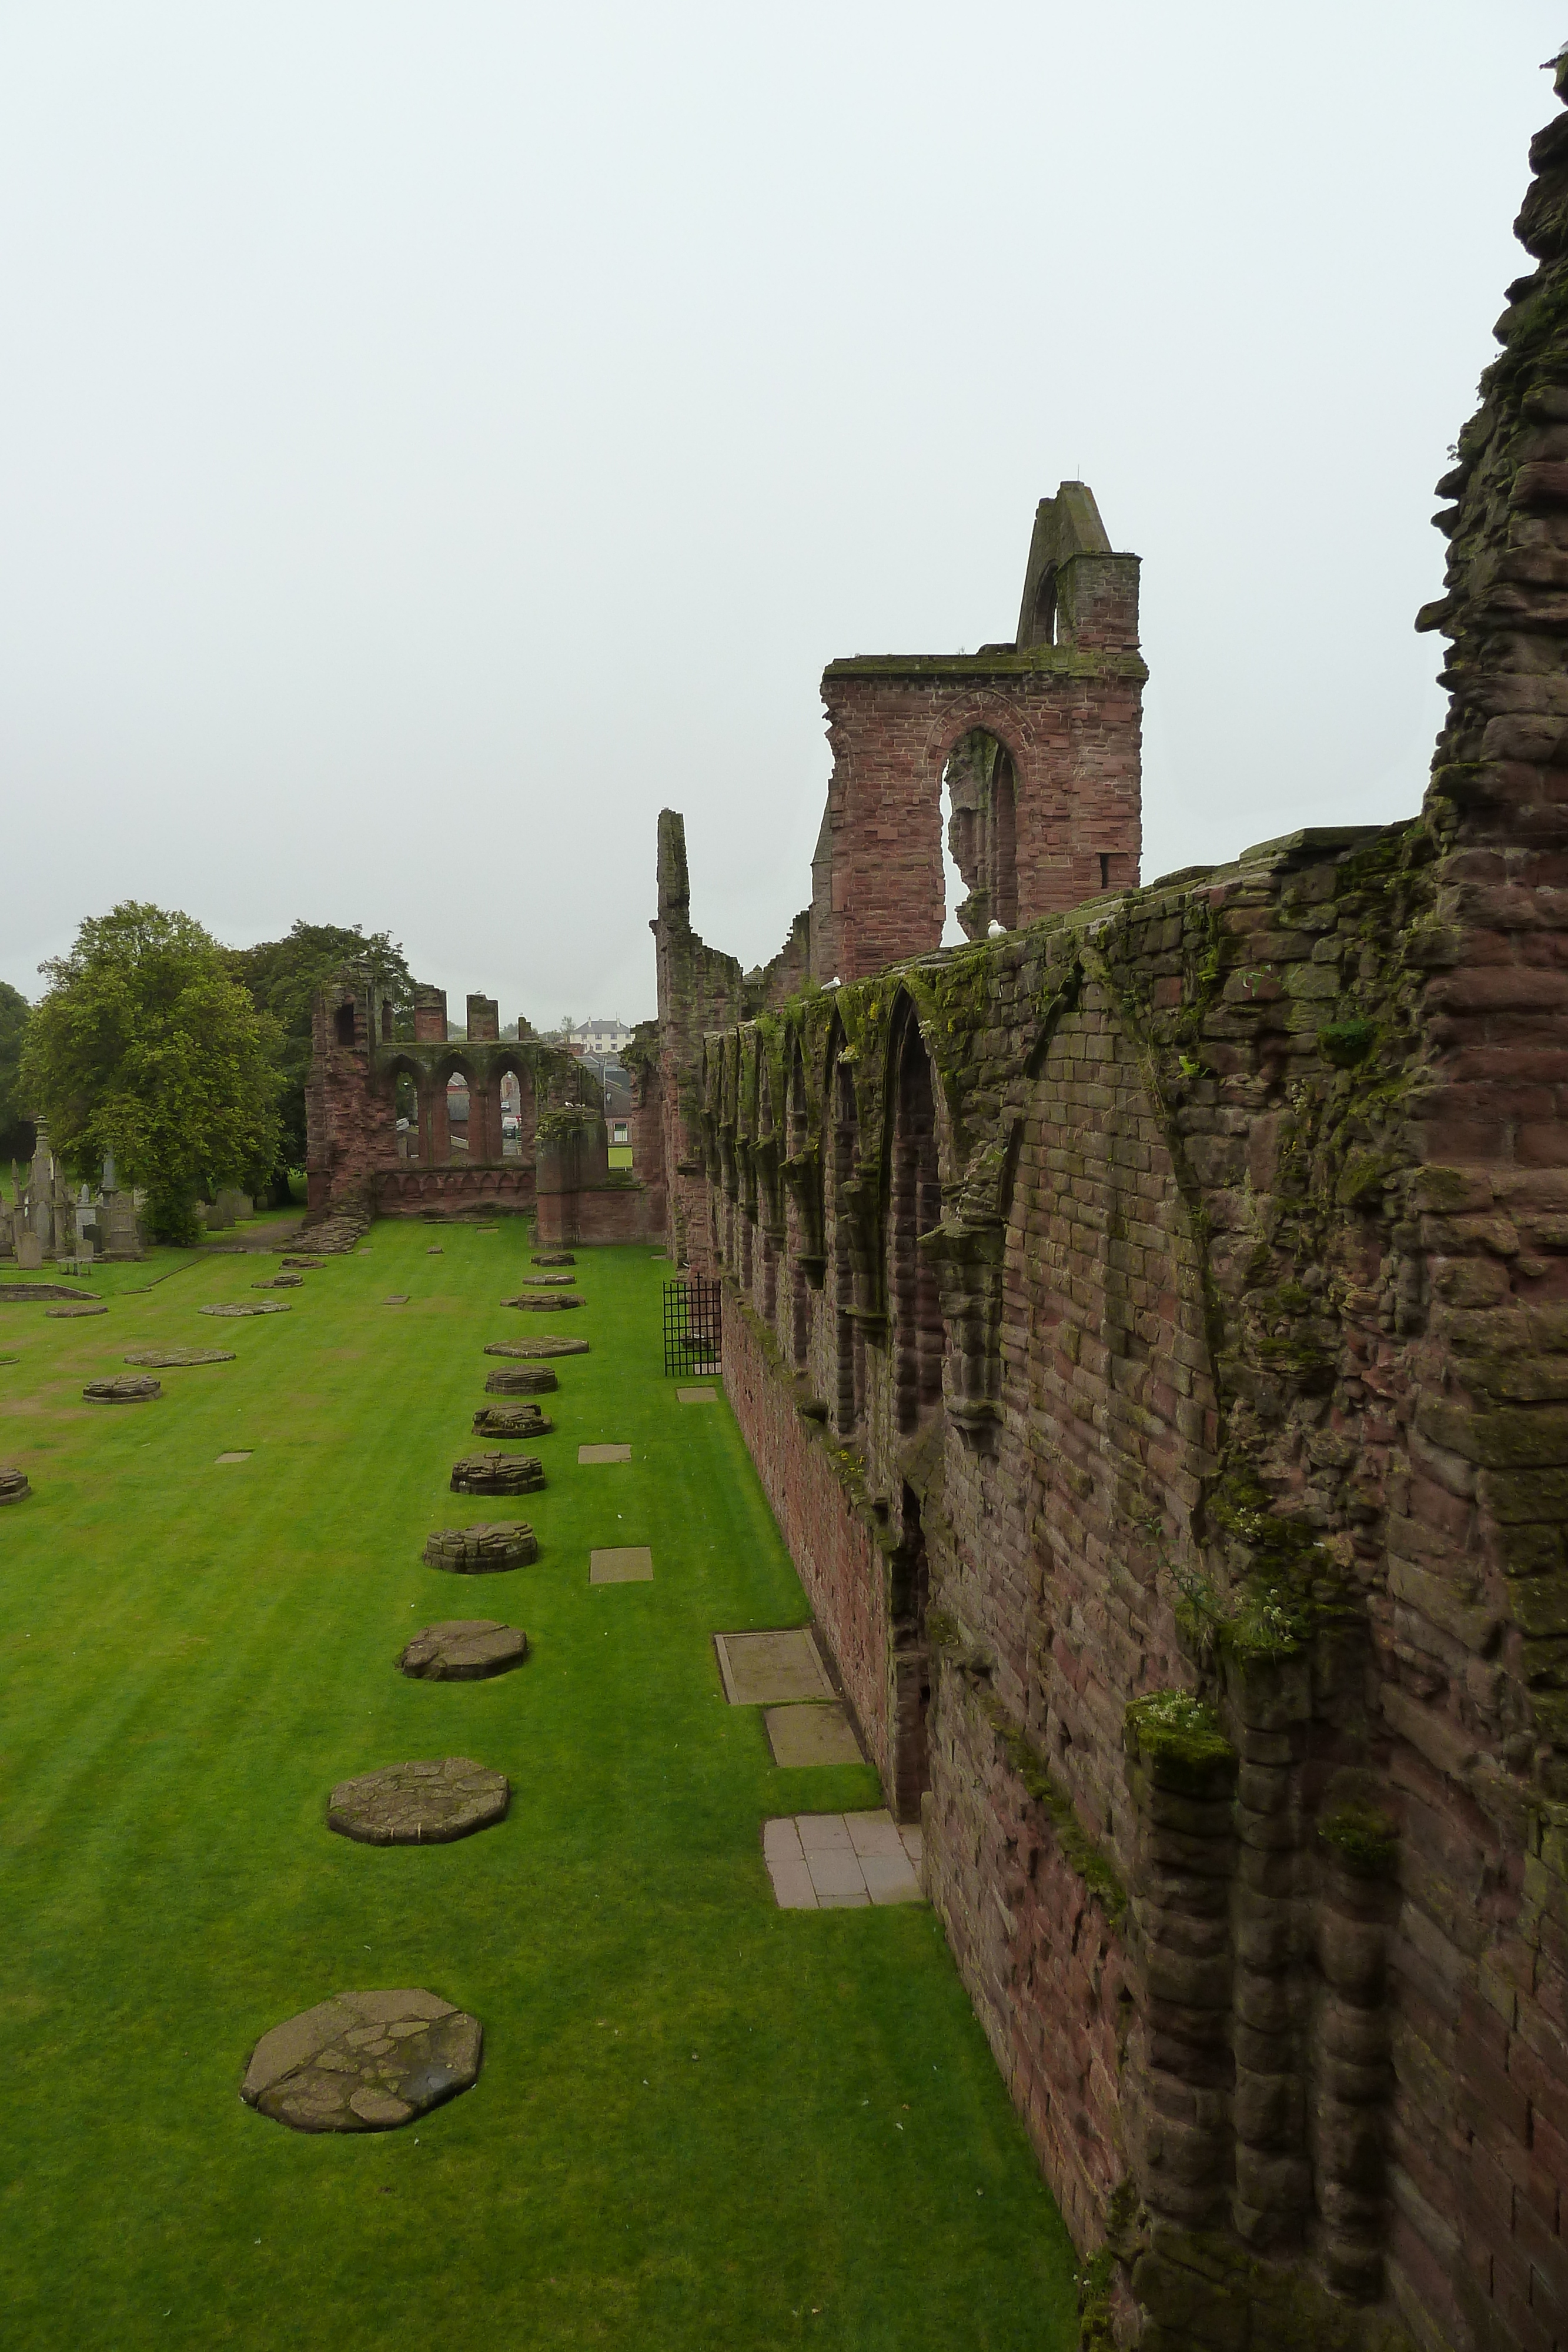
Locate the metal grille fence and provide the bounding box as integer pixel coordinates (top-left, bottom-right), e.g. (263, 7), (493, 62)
(662, 1278), (722, 1378)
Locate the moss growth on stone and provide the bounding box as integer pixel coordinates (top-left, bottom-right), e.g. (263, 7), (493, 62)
(1317, 1800), (1400, 1877)
(1124, 1689), (1236, 1793)
(1317, 1015), (1377, 1068)
(983, 1703), (1128, 1926)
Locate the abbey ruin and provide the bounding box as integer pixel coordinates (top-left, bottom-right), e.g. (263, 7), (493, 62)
(637, 62), (1568, 2352)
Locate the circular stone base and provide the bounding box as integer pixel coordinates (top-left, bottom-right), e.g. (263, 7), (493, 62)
(46, 1302), (107, 1319)
(531, 1252), (575, 1266)
(423, 1522), (538, 1573)
(200, 1302), (291, 1318)
(253, 1274), (303, 1289)
(241, 1988), (482, 2132)
(124, 1348), (237, 1367)
(0, 1466), (32, 1504)
(449, 1452), (544, 1496)
(502, 1293), (584, 1311)
(83, 1375), (161, 1403)
(519, 1272), (576, 1288)
(484, 1337), (590, 1359)
(328, 1757), (509, 1845)
(482, 1365), (559, 1396)
(280, 1256), (326, 1269)
(472, 1404), (553, 1439)
(399, 1621), (529, 1681)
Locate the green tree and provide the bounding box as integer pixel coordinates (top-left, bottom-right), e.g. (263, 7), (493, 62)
(0, 980), (34, 1170)
(20, 903), (282, 1244)
(223, 922), (417, 1201)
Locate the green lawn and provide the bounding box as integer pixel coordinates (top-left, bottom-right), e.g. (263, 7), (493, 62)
(0, 1218), (1079, 2350)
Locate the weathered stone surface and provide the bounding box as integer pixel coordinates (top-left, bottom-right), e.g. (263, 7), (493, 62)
(483, 1365), (559, 1396)
(0, 1466), (32, 1504)
(578, 1443), (630, 1464)
(517, 1272), (576, 1288)
(589, 1546), (653, 1583)
(279, 1256), (326, 1269)
(240, 1987), (482, 2132)
(253, 1274), (303, 1289)
(449, 1451), (544, 1496)
(472, 1404), (553, 1439)
(199, 1302), (290, 1318)
(484, 1337), (589, 1359)
(764, 1703), (864, 1768)
(399, 1620), (529, 1680)
(83, 1375), (161, 1403)
(46, 1302), (107, 1319)
(716, 1629), (834, 1706)
(423, 1522), (539, 1572)
(502, 1292), (584, 1312)
(532, 1252), (575, 1265)
(124, 1348), (237, 1367)
(327, 1757), (509, 1845)
(0, 1284), (89, 1302)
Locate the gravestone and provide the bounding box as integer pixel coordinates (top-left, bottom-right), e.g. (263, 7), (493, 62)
(83, 1375), (161, 1404)
(677, 1387), (718, 1404)
(240, 1989), (482, 2133)
(714, 1629), (834, 1707)
(125, 1348), (236, 1367)
(15, 1233), (42, 1270)
(484, 1337), (589, 1359)
(449, 1452), (544, 1496)
(399, 1621), (529, 1681)
(0, 1465), (32, 1504)
(423, 1522), (538, 1573)
(483, 1365), (558, 1396)
(763, 1704), (864, 1768)
(215, 1451), (252, 1465)
(327, 1758), (509, 1845)
(472, 1404), (553, 1439)
(589, 1548), (653, 1583)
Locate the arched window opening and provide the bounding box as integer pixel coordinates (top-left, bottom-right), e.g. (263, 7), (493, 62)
(941, 730), (1018, 943)
(790, 1255), (809, 1368)
(393, 1070), (420, 1161)
(787, 1041), (808, 1162)
(1032, 563), (1058, 647)
(889, 1018), (943, 1435)
(831, 1053), (864, 1436)
(446, 1070), (471, 1160)
(334, 1002), (356, 1047)
(499, 1070), (523, 1158)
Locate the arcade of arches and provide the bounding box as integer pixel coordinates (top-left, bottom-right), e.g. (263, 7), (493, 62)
(646, 88), (1568, 2349)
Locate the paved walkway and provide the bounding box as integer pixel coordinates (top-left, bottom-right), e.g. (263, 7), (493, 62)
(763, 1812), (924, 1909)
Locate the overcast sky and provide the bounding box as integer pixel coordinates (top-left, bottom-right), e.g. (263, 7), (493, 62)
(1, 5), (1560, 1030)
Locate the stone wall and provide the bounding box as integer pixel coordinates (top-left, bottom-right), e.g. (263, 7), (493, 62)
(648, 65), (1568, 2352)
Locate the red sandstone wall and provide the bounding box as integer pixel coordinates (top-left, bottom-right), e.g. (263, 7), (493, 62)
(723, 1304), (895, 1788)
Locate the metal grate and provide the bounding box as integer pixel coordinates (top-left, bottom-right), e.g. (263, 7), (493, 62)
(663, 1278), (722, 1378)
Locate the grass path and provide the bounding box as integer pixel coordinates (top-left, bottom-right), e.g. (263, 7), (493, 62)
(0, 1219), (1079, 2350)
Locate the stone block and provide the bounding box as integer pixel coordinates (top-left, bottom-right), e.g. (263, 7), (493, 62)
(765, 1705), (862, 1768)
(589, 1548), (653, 1583)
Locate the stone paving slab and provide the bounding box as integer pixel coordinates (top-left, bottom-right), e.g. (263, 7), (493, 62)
(762, 1813), (924, 1910)
(215, 1451), (252, 1464)
(715, 1629), (834, 1707)
(125, 1349), (236, 1367)
(763, 1703), (863, 1768)
(241, 1988), (481, 2133)
(578, 1444), (631, 1464)
(484, 1338), (590, 1359)
(677, 1387), (717, 1404)
(590, 1547), (653, 1583)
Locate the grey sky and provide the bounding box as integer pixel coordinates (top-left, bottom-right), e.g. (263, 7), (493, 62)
(0, 4), (1558, 1028)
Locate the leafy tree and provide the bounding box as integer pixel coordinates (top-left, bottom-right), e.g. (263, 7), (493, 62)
(20, 903), (282, 1244)
(0, 980), (34, 1170)
(223, 922), (417, 1202)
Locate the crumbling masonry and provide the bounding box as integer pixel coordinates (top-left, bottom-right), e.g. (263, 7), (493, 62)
(298, 974), (663, 1241)
(647, 68), (1568, 2352)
